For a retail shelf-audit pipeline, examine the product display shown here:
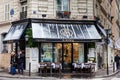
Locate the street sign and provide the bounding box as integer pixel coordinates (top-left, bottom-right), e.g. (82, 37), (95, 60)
(10, 9), (14, 16)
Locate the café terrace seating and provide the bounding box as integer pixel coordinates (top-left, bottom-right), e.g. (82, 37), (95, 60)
(72, 62), (96, 76)
(38, 62), (95, 77)
(38, 62), (62, 77)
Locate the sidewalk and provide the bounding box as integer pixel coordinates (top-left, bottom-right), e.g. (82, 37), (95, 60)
(0, 68), (119, 79)
(95, 67), (119, 78)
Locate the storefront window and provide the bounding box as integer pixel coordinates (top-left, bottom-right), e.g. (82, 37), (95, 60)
(73, 43), (84, 63)
(40, 43), (84, 63)
(41, 43), (53, 62)
(55, 43), (62, 62)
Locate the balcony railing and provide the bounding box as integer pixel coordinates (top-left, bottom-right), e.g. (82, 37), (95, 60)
(20, 11), (27, 20)
(20, 0), (27, 3)
(56, 11), (71, 19)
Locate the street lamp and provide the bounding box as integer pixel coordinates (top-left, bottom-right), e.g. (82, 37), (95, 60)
(25, 34), (29, 41)
(105, 29), (112, 75)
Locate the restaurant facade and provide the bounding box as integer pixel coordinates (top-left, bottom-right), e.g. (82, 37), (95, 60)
(3, 18), (106, 72)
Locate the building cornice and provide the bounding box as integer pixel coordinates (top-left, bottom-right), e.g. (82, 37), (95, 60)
(0, 21), (11, 27)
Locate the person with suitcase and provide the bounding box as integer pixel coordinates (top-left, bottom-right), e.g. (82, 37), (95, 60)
(10, 51), (17, 75)
(17, 50), (25, 75)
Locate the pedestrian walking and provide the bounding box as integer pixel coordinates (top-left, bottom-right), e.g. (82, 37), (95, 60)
(17, 50), (25, 74)
(10, 51), (17, 75)
(114, 54), (120, 69)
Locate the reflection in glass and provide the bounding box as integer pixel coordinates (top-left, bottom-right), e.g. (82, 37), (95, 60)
(32, 23), (101, 40)
(41, 43), (52, 62)
(55, 43), (62, 62)
(73, 43), (84, 63)
(49, 24), (58, 38)
(4, 22), (28, 41)
(63, 0), (69, 11)
(87, 25), (101, 39)
(56, 0), (69, 11)
(63, 43), (71, 64)
(81, 25), (90, 39)
(72, 25), (84, 39)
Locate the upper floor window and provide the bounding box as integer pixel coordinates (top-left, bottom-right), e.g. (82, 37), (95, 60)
(1, 33), (8, 53)
(21, 5), (27, 12)
(20, 3), (27, 19)
(5, 4), (10, 20)
(56, 0), (70, 19)
(57, 0), (69, 11)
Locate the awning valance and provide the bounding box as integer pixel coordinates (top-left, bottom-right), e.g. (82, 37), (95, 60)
(4, 22), (28, 42)
(97, 24), (107, 37)
(115, 38), (120, 50)
(32, 23), (101, 42)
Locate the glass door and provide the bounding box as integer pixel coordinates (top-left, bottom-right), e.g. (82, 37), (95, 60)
(63, 43), (72, 72)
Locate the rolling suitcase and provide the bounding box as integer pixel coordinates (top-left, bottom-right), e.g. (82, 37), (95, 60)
(10, 66), (16, 75)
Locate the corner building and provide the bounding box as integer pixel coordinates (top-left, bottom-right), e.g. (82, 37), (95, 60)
(0, 0), (119, 73)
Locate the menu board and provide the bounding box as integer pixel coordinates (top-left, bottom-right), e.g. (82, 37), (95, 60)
(88, 48), (95, 57)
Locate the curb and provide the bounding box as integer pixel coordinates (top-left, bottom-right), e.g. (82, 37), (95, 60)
(95, 70), (120, 78)
(0, 70), (119, 79)
(0, 75), (45, 79)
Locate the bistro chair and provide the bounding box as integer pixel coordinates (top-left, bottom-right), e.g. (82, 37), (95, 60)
(39, 62), (47, 76)
(90, 63), (96, 76)
(52, 62), (62, 78)
(46, 62), (52, 76)
(84, 63), (91, 73)
(72, 63), (81, 73)
(90, 63), (96, 72)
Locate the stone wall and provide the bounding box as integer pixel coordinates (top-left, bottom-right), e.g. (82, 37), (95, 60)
(27, 0), (94, 20)
(0, 53), (10, 71)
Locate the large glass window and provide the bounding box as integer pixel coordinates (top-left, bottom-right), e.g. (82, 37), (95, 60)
(55, 43), (62, 62)
(40, 43), (85, 65)
(20, 3), (27, 19)
(56, 0), (70, 18)
(41, 43), (53, 62)
(5, 4), (10, 20)
(56, 0), (69, 11)
(1, 33), (8, 53)
(73, 43), (84, 63)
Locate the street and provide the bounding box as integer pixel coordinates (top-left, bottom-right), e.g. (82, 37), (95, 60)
(0, 72), (120, 80)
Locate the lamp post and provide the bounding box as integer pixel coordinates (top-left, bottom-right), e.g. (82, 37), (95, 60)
(25, 34), (31, 76)
(25, 34), (29, 41)
(105, 29), (112, 75)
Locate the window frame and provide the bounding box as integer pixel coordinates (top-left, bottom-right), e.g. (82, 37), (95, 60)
(56, 0), (70, 11)
(5, 3), (10, 20)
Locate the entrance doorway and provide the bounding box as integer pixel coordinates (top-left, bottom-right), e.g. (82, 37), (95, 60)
(56, 43), (84, 72)
(63, 43), (72, 72)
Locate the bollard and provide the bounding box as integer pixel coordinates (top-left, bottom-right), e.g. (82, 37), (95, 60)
(29, 62), (31, 76)
(113, 62), (115, 72)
